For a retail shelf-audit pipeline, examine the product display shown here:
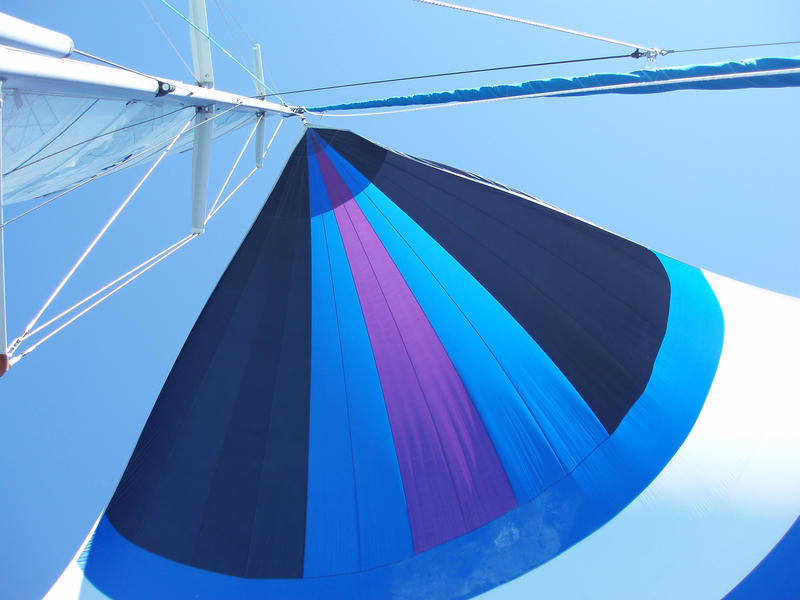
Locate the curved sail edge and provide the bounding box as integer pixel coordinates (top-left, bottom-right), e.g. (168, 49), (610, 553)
(44, 128), (800, 600)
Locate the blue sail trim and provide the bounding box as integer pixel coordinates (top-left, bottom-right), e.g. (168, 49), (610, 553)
(723, 515), (800, 599)
(319, 139), (607, 500)
(308, 56), (800, 112)
(80, 255), (723, 600)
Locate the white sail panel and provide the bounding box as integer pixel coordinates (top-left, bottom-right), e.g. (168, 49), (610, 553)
(1, 88), (257, 204)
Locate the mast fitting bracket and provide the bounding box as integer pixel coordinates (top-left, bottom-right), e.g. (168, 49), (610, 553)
(156, 80), (176, 97)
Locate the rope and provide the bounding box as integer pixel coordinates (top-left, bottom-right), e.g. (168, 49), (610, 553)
(11, 235), (198, 364)
(218, 0), (255, 45)
(135, 0), (196, 80)
(5, 106), (193, 176)
(212, 0), (251, 69)
(262, 40), (800, 100)
(413, 0), (658, 53)
(9, 117), (287, 363)
(212, 0), (285, 96)
(206, 114), (263, 219)
(8, 100), (99, 175)
(206, 118), (283, 222)
(22, 236), (193, 341)
(303, 65), (800, 118)
(73, 49), (160, 80)
(265, 52), (633, 98)
(157, 0), (286, 104)
(673, 40), (800, 54)
(8, 117), (194, 356)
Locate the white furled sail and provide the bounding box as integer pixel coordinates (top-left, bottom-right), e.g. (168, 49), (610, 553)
(2, 90), (255, 204)
(0, 11), (293, 205)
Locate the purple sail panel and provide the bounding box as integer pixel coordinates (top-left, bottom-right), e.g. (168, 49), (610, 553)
(309, 134), (516, 552)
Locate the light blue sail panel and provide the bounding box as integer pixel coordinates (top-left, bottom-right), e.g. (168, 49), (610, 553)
(306, 142), (413, 574)
(309, 56), (800, 112)
(321, 141), (607, 493)
(306, 202), (360, 573)
(59, 127), (784, 600)
(321, 207), (415, 570)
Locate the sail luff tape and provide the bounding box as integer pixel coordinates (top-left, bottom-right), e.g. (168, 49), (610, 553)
(0, 12), (74, 58)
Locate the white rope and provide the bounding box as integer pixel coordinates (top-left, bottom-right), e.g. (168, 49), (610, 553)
(135, 0), (196, 80)
(305, 66), (800, 118)
(9, 116), (288, 363)
(11, 235), (198, 364)
(8, 117), (194, 356)
(22, 236), (192, 341)
(1, 174), (112, 230)
(413, 0), (658, 52)
(206, 114), (263, 219)
(206, 118), (283, 223)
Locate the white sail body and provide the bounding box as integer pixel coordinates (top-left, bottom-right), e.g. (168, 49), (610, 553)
(2, 90), (256, 205)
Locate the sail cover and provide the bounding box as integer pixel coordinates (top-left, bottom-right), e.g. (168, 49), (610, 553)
(48, 127), (800, 599)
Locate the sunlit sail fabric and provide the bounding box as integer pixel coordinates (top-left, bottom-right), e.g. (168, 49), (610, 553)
(47, 127), (800, 600)
(1, 89), (256, 204)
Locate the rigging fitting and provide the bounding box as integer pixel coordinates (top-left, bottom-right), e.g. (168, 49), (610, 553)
(631, 48), (673, 61)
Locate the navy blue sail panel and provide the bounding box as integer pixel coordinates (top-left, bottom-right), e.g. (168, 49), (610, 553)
(314, 127), (669, 432)
(74, 127), (725, 600)
(104, 139), (312, 578)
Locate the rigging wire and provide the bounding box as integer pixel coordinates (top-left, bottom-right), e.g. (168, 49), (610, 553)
(413, 0), (659, 53)
(9, 118), (286, 363)
(134, 0), (196, 80)
(266, 53), (634, 97)
(12, 234), (199, 363)
(7, 117), (195, 356)
(211, 0), (251, 72)
(213, 0), (284, 99)
(1, 104), (244, 230)
(206, 118), (284, 223)
(206, 114), (263, 218)
(5, 106), (193, 176)
(73, 49), (162, 81)
(303, 65), (800, 118)
(9, 100), (100, 175)
(22, 236), (194, 342)
(157, 0), (287, 105)
(672, 40), (800, 54)
(267, 41), (800, 100)
(214, 0), (278, 98)
(217, 0), (255, 45)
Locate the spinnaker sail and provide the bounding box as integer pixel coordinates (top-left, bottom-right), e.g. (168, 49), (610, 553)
(45, 127), (800, 599)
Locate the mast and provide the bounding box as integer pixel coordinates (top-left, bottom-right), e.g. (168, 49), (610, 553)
(189, 0), (214, 234)
(0, 80), (7, 376)
(253, 43), (267, 168)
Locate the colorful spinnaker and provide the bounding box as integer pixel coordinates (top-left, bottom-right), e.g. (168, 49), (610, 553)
(47, 127), (800, 600)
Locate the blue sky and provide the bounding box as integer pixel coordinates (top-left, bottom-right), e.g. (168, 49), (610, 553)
(0, 0), (798, 597)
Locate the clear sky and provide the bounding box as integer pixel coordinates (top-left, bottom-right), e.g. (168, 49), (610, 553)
(0, 0), (798, 598)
